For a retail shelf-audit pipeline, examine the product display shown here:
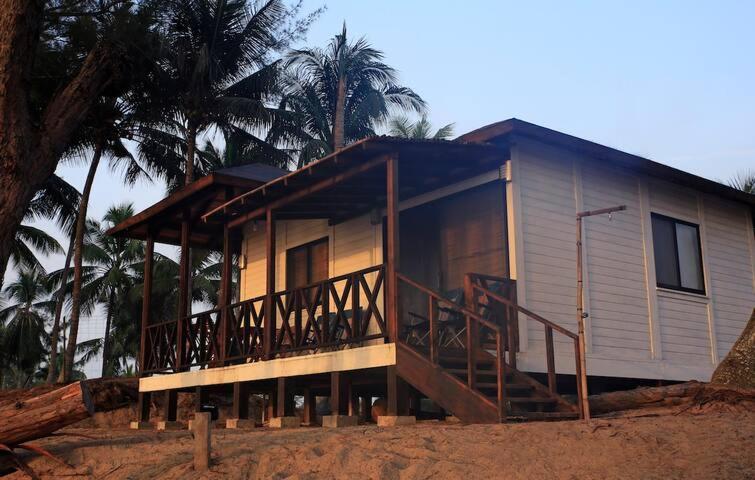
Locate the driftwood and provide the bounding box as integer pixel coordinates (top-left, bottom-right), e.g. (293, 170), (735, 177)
(0, 378), (139, 447)
(0, 382), (93, 447)
(588, 380), (755, 416)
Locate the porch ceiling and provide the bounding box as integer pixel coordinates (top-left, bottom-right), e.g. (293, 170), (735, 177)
(203, 137), (506, 227)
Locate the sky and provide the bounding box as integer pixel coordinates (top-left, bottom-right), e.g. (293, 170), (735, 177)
(8, 0), (755, 374)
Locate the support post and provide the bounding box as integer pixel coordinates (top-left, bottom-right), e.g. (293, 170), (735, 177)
(192, 412), (211, 472)
(176, 216), (191, 371)
(330, 372), (350, 415)
(137, 392), (151, 423)
(386, 365), (398, 416)
(302, 388), (316, 426)
(164, 390), (178, 422)
(385, 154), (400, 343)
(232, 382), (249, 420)
(264, 209), (276, 359)
(139, 235), (154, 375)
(195, 386), (209, 412)
(219, 223), (233, 364)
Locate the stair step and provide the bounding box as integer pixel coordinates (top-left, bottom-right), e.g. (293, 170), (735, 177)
(507, 397), (557, 404)
(506, 411), (580, 421)
(475, 382), (532, 392)
(446, 368), (510, 378)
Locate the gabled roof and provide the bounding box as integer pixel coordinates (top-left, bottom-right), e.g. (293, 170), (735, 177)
(458, 118), (755, 207)
(106, 163), (287, 247)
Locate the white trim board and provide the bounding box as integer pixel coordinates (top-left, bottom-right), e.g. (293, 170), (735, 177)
(139, 343), (396, 392)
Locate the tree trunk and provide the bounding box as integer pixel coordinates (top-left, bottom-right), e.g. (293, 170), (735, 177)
(332, 75), (346, 151)
(0, 0), (128, 290)
(185, 122), (197, 185)
(0, 382), (93, 446)
(100, 288), (116, 377)
(60, 145), (102, 382)
(711, 309), (755, 388)
(46, 231), (76, 384)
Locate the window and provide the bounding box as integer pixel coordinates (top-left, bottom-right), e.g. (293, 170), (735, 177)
(651, 213), (705, 294)
(286, 238), (329, 290)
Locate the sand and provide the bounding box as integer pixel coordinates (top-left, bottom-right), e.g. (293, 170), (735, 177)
(4, 409), (755, 479)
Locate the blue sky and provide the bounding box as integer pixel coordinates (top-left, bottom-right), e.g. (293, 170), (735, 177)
(33, 0), (755, 265)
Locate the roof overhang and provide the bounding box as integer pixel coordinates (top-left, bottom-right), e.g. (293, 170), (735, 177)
(202, 137), (506, 228)
(458, 118), (755, 207)
(106, 171), (271, 248)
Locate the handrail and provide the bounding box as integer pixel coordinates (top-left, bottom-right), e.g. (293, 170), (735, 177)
(396, 271), (508, 421)
(467, 274), (589, 420)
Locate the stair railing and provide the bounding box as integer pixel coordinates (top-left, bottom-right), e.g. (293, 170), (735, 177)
(465, 273), (589, 420)
(396, 272), (509, 421)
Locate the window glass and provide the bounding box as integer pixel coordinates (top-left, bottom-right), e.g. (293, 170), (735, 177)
(651, 215), (679, 287)
(650, 213), (705, 294)
(676, 223), (704, 291)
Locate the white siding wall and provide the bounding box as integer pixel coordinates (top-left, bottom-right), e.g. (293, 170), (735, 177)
(512, 138), (755, 381)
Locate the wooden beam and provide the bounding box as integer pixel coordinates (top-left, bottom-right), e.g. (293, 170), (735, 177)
(227, 156), (388, 228)
(385, 154), (400, 343)
(264, 209), (275, 360)
(176, 216), (190, 371)
(139, 235), (154, 376)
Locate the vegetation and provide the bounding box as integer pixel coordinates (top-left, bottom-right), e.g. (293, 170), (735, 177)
(276, 23), (425, 167)
(388, 115), (454, 140)
(0, 0), (426, 386)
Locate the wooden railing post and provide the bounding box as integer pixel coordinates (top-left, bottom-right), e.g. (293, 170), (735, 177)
(496, 328), (506, 422)
(219, 223), (233, 365)
(428, 295), (437, 365)
(463, 275), (477, 390)
(139, 234), (154, 375)
(545, 326), (556, 394)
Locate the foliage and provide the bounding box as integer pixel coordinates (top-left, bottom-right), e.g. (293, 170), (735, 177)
(728, 171), (755, 194)
(275, 23), (425, 167)
(388, 114), (454, 140)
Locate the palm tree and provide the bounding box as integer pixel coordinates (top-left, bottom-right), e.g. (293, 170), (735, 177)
(728, 170), (755, 194)
(280, 23), (425, 166)
(60, 96), (153, 383)
(76, 204), (144, 377)
(142, 0), (302, 189)
(0, 267), (53, 388)
(388, 115), (454, 140)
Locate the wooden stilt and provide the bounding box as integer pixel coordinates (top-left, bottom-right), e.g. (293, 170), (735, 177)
(302, 388), (315, 425)
(232, 382), (249, 420)
(164, 390), (177, 422)
(193, 412), (211, 471)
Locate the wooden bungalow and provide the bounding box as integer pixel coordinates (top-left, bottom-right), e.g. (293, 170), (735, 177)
(109, 119), (755, 426)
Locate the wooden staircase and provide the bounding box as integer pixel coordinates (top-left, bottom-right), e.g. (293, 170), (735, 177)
(394, 272), (586, 423)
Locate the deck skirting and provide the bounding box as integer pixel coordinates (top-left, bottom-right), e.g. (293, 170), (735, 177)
(138, 343), (396, 392)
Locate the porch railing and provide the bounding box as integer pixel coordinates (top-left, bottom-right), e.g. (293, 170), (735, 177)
(142, 264), (386, 374)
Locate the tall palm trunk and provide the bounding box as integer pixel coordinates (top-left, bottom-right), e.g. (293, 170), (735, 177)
(60, 143), (103, 382)
(100, 287), (116, 377)
(332, 75), (346, 151)
(46, 230), (75, 383)
(185, 123), (197, 185)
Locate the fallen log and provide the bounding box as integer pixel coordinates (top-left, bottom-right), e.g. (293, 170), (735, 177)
(0, 382), (94, 447)
(588, 380), (755, 415)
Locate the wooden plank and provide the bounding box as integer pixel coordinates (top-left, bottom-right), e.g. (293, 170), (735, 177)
(545, 326), (556, 394)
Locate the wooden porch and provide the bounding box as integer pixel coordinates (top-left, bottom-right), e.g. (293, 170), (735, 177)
(109, 137), (589, 425)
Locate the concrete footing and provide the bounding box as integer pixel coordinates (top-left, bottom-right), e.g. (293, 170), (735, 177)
(377, 416), (416, 427)
(226, 418), (257, 429)
(129, 421), (151, 430)
(321, 415), (359, 428)
(156, 421), (185, 431)
(268, 416), (300, 428)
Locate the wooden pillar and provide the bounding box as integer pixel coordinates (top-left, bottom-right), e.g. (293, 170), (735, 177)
(264, 209), (276, 359)
(139, 235), (154, 376)
(385, 154), (400, 343)
(302, 388), (316, 425)
(359, 395), (370, 422)
(192, 412), (211, 472)
(232, 382), (249, 420)
(219, 223), (233, 364)
(164, 390), (178, 422)
(176, 216), (191, 371)
(386, 365), (398, 416)
(137, 391), (151, 422)
(195, 386), (209, 412)
(330, 372), (350, 415)
(348, 383), (359, 417)
(276, 378), (288, 418)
